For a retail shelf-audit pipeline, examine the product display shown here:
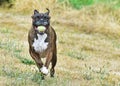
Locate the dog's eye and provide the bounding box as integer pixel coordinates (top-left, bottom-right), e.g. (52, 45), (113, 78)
(35, 16), (40, 20)
(44, 16), (48, 19)
(44, 17), (47, 19)
(37, 16), (40, 19)
(35, 15), (40, 19)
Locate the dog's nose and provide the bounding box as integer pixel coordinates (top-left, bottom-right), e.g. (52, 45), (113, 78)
(36, 21), (41, 26)
(40, 19), (43, 21)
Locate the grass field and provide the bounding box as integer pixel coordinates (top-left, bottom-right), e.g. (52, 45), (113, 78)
(0, 0), (120, 86)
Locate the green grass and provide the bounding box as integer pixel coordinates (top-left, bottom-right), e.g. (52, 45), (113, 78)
(0, 27), (13, 34)
(58, 0), (120, 9)
(67, 50), (89, 60)
(69, 0), (94, 9)
(0, 37), (35, 65)
(1, 66), (39, 86)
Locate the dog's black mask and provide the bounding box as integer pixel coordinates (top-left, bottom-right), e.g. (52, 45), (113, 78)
(32, 8), (50, 28)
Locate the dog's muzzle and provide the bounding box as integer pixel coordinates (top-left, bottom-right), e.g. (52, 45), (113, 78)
(34, 18), (49, 26)
(33, 18), (49, 34)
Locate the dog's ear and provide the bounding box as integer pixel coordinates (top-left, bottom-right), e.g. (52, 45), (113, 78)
(34, 9), (39, 14)
(31, 9), (39, 19)
(45, 8), (50, 15)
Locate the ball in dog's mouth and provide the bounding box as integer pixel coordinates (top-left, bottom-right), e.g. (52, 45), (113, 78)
(36, 26), (46, 32)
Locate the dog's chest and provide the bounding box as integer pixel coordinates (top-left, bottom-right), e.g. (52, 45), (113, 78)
(32, 33), (48, 52)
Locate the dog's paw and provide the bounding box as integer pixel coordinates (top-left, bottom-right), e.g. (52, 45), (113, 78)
(40, 66), (48, 75)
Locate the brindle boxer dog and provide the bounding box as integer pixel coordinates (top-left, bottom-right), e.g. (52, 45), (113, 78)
(28, 8), (57, 77)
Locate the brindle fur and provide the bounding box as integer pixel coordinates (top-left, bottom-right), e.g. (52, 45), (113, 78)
(28, 22), (57, 77)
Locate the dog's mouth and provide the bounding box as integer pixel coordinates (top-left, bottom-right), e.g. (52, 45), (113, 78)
(35, 26), (46, 33)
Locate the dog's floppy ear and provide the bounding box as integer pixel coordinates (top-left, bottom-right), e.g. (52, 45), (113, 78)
(46, 8), (50, 15)
(34, 9), (39, 14)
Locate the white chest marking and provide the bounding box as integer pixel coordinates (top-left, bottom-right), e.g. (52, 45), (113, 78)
(32, 33), (48, 52)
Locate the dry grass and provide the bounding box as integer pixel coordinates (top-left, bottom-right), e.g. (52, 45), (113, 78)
(0, 0), (120, 86)
(12, 0), (69, 15)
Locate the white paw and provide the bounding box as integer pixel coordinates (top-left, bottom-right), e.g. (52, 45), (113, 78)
(40, 66), (48, 75)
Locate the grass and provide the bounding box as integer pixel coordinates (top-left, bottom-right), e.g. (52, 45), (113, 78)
(58, 0), (120, 9)
(69, 0), (94, 9)
(0, 0), (120, 86)
(0, 38), (34, 65)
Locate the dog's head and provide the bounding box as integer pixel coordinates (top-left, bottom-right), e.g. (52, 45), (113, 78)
(32, 8), (51, 33)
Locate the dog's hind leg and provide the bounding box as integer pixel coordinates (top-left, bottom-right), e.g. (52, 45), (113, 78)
(50, 52), (57, 77)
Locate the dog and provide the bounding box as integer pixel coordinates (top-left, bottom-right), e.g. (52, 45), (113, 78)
(28, 8), (57, 77)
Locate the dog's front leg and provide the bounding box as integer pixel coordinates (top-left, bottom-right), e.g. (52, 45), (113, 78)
(30, 51), (48, 74)
(45, 51), (53, 68)
(43, 51), (53, 75)
(30, 51), (48, 75)
(29, 50), (43, 69)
